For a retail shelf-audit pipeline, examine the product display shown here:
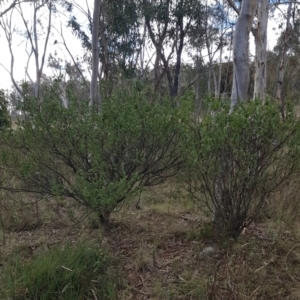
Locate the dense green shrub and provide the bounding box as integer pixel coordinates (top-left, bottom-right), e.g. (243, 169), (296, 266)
(184, 98), (300, 238)
(0, 82), (188, 224)
(0, 242), (116, 300)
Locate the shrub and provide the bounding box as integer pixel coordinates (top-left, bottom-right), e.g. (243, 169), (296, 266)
(0, 242), (116, 300)
(0, 82), (187, 224)
(184, 99), (300, 238)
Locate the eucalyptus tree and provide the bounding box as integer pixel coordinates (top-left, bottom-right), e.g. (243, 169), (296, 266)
(230, 0), (257, 109)
(89, 0), (101, 108)
(18, 0), (53, 100)
(253, 0), (269, 100)
(0, 0), (73, 102)
(265, 4), (300, 114)
(142, 0), (204, 98)
(275, 1), (293, 114)
(228, 0), (300, 106)
(253, 0), (298, 101)
(69, 0), (142, 96)
(188, 0), (232, 98)
(101, 0), (141, 79)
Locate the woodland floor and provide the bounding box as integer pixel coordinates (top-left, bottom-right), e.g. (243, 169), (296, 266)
(1, 183), (300, 299)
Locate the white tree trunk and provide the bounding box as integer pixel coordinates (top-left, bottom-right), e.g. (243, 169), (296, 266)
(276, 1), (293, 113)
(231, 0), (257, 110)
(89, 0), (101, 109)
(253, 0), (269, 101)
(213, 69), (218, 98)
(215, 0), (256, 223)
(195, 54), (203, 120)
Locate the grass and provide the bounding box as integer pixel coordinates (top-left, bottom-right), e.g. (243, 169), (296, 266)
(1, 181), (300, 299)
(0, 241), (117, 300)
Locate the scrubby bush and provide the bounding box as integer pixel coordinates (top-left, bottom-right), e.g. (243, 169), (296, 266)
(0, 242), (116, 300)
(0, 82), (188, 224)
(184, 99), (300, 238)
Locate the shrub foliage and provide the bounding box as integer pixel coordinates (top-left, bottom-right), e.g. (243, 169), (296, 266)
(0, 83), (186, 223)
(184, 99), (300, 237)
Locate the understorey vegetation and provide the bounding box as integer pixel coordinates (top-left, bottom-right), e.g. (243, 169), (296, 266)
(1, 85), (300, 299)
(1, 86), (300, 236)
(0, 82), (188, 225)
(1, 241), (117, 300)
(183, 98), (300, 238)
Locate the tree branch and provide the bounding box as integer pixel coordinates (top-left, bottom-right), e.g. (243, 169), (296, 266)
(227, 0), (240, 14)
(0, 10), (22, 95)
(25, 48), (34, 84)
(40, 1), (53, 81)
(53, 24), (89, 89)
(0, 0), (18, 18)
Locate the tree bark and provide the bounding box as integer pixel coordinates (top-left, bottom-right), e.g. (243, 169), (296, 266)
(195, 55), (202, 120)
(217, 33), (223, 99)
(253, 0), (269, 101)
(89, 0), (101, 110)
(144, 0), (170, 91)
(276, 1), (293, 119)
(173, 21), (184, 97)
(231, 0), (257, 110)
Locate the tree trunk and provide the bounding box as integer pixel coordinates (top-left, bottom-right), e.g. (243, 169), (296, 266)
(98, 211), (110, 227)
(213, 69), (218, 98)
(89, 0), (101, 110)
(208, 70), (213, 96)
(98, 2), (111, 83)
(217, 45), (223, 99)
(231, 0), (257, 110)
(195, 55), (202, 120)
(173, 15), (185, 98)
(253, 0), (269, 101)
(276, 1), (293, 119)
(33, 1), (40, 99)
(216, 0), (256, 227)
(216, 8), (225, 99)
(144, 0), (170, 93)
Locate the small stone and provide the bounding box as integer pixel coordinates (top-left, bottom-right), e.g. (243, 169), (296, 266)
(199, 246), (214, 258)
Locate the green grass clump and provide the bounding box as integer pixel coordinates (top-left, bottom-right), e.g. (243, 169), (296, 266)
(1, 241), (117, 300)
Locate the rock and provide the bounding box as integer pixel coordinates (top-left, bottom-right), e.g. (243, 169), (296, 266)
(199, 246), (214, 258)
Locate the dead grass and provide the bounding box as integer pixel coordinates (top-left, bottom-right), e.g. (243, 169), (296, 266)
(1, 180), (300, 299)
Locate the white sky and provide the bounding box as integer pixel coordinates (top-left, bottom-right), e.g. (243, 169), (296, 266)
(0, 1), (89, 90)
(0, 1), (285, 91)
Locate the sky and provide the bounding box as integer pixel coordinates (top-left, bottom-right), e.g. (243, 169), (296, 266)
(0, 0), (89, 90)
(0, 1), (286, 92)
